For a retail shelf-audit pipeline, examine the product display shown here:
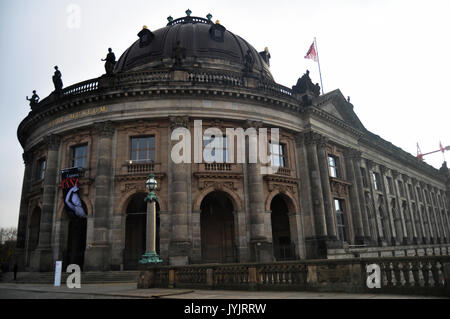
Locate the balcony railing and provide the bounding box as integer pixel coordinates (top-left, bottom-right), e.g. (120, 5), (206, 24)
(204, 163), (232, 171)
(127, 161), (155, 173)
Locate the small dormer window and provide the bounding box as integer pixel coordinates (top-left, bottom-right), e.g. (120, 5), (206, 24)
(209, 22), (226, 42)
(137, 26), (154, 48)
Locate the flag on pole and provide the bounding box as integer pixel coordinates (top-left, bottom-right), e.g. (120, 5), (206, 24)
(305, 42), (318, 62)
(440, 141), (445, 152)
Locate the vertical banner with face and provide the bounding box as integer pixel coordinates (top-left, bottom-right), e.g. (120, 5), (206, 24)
(61, 168), (87, 218)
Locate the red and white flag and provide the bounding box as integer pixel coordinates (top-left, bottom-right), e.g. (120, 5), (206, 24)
(440, 141), (444, 152)
(305, 42), (317, 62)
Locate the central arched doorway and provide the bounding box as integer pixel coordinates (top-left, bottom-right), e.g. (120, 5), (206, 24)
(270, 194), (294, 261)
(200, 191), (236, 263)
(123, 193), (160, 269)
(65, 216), (87, 270)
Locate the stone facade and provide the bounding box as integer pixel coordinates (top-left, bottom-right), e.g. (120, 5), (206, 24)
(16, 14), (450, 271)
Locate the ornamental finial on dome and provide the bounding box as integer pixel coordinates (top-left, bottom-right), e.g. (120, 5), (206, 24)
(185, 9), (192, 16)
(167, 15), (173, 23)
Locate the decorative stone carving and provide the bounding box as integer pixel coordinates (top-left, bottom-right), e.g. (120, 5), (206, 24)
(43, 134), (61, 150)
(302, 131), (326, 146)
(343, 147), (362, 160)
(22, 152), (33, 166)
(169, 116), (189, 130)
(199, 180), (237, 191)
(330, 178), (351, 197)
(366, 159), (374, 170)
(391, 169), (399, 179)
(95, 121), (115, 137)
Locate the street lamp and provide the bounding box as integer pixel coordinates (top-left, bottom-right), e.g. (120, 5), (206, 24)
(139, 173), (162, 264)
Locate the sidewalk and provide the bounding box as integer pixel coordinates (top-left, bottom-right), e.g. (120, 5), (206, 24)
(0, 282), (447, 299)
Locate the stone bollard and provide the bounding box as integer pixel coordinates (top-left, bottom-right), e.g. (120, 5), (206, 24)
(248, 267), (258, 291)
(206, 268), (214, 289)
(137, 269), (155, 289)
(169, 269), (175, 288)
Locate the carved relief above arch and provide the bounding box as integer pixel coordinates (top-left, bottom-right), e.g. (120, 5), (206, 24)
(193, 184), (243, 213)
(265, 189), (299, 215)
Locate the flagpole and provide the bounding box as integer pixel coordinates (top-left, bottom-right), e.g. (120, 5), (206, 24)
(314, 37), (324, 95)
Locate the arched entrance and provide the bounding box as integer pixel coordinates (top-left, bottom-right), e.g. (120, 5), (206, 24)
(27, 207), (41, 265)
(65, 216), (87, 270)
(123, 193), (160, 269)
(200, 191), (236, 263)
(270, 194), (294, 261)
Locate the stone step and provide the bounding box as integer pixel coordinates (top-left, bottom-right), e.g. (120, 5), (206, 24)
(0, 271), (140, 284)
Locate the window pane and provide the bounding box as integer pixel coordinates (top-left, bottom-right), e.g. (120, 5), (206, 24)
(131, 136), (155, 161)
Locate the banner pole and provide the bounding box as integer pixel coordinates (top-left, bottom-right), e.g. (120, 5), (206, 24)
(314, 37), (324, 95)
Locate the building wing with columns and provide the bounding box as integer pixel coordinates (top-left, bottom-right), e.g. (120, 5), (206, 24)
(16, 13), (450, 271)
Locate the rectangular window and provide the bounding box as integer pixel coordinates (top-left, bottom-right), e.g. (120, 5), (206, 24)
(408, 184), (414, 200)
(328, 155), (339, 178)
(360, 167), (368, 187)
(71, 144), (88, 168)
(416, 187), (421, 201)
(373, 172), (381, 191)
(130, 136), (155, 162)
(203, 135), (228, 163)
(270, 142), (287, 168)
(334, 199), (346, 241)
(386, 176), (393, 194)
(36, 158), (46, 180)
(397, 181), (405, 197)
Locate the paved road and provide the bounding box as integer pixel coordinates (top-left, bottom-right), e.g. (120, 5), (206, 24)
(0, 283), (447, 299)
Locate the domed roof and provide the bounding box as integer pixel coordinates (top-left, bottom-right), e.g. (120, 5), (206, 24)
(114, 14), (273, 80)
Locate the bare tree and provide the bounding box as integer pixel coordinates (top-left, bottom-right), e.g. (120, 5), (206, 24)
(0, 227), (17, 244)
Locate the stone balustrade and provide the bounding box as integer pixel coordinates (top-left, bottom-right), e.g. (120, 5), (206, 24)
(138, 255), (450, 296)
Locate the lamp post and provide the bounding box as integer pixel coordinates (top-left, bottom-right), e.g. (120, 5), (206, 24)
(139, 173), (163, 264)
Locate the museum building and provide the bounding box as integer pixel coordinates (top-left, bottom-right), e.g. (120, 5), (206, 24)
(16, 12), (450, 271)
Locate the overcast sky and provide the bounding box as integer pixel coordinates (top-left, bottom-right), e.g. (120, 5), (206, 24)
(0, 0), (449, 228)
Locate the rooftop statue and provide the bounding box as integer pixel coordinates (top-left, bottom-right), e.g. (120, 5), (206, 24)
(52, 66), (63, 93)
(243, 49), (254, 75)
(26, 90), (40, 110)
(292, 70), (320, 97)
(101, 48), (116, 75)
(259, 47), (271, 67)
(172, 41), (186, 68)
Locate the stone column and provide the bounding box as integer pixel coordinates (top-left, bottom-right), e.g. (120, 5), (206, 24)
(344, 148), (365, 244)
(436, 190), (448, 242)
(403, 175), (417, 244)
(293, 133), (310, 259)
(412, 179), (426, 244)
(303, 132), (327, 257)
(168, 116), (192, 265)
(419, 182), (434, 243)
(389, 169), (404, 245)
(243, 120), (273, 262)
(15, 152), (33, 270)
(377, 165), (396, 246)
(352, 155), (373, 244)
(30, 134), (61, 271)
(316, 136), (338, 242)
(84, 121), (114, 271)
(366, 160), (385, 246)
